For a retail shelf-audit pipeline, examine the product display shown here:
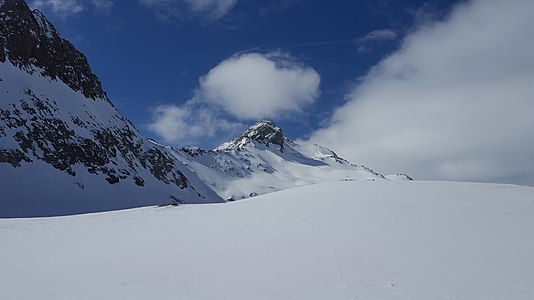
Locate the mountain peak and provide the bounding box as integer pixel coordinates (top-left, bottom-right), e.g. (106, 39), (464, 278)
(0, 0), (107, 100)
(217, 120), (285, 151)
(248, 120), (281, 135)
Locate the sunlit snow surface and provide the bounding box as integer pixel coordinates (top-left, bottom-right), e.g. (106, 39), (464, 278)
(1, 180), (533, 299)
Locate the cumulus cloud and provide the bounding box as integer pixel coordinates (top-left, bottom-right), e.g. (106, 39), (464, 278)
(309, 0), (534, 185)
(30, 0), (84, 17)
(356, 28), (397, 53)
(149, 52), (320, 145)
(139, 0), (238, 22)
(196, 52), (320, 120)
(149, 103), (243, 145)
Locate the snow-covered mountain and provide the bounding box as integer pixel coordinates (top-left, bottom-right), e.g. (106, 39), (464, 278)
(0, 0), (222, 217)
(170, 120), (408, 201)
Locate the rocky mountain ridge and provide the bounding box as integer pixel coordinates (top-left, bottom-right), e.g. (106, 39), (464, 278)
(0, 0), (106, 100)
(0, 0), (222, 217)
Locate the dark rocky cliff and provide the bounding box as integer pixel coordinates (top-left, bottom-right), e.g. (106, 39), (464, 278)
(0, 0), (106, 100)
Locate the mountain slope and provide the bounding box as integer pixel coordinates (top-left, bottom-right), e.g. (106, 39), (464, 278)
(1, 180), (532, 299)
(0, 0), (222, 217)
(170, 121), (395, 200)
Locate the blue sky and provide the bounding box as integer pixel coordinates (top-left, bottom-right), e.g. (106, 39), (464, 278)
(29, 0), (534, 186)
(32, 0), (458, 144)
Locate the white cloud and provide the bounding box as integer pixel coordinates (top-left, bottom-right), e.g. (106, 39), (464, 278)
(149, 51), (320, 145)
(92, 0), (113, 11)
(356, 28), (397, 53)
(30, 0), (84, 17)
(148, 103), (243, 145)
(196, 52), (320, 120)
(309, 0), (534, 186)
(360, 29), (397, 41)
(139, 0), (238, 22)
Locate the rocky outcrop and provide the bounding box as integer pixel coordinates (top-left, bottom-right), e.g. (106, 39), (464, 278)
(0, 0), (107, 100)
(217, 120), (285, 151)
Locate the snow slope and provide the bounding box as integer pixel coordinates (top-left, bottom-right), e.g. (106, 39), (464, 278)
(1, 180), (533, 299)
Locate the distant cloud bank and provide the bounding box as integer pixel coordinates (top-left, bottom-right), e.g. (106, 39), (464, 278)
(309, 0), (534, 185)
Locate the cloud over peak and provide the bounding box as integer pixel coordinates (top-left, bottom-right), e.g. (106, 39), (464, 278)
(196, 52), (320, 120)
(149, 51), (320, 146)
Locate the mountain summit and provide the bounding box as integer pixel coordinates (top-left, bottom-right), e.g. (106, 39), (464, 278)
(0, 0), (222, 217)
(217, 120), (284, 151)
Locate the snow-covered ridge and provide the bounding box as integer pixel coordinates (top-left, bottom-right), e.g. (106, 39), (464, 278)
(170, 120), (394, 201)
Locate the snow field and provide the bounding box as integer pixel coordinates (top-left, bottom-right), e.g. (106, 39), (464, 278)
(1, 180), (533, 299)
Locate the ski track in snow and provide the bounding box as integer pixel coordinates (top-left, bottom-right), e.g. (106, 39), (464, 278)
(1, 180), (533, 299)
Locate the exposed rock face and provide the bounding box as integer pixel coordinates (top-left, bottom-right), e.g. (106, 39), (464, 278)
(0, 0), (106, 100)
(385, 174), (414, 181)
(217, 120), (285, 151)
(0, 0), (222, 217)
(0, 92), (187, 188)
